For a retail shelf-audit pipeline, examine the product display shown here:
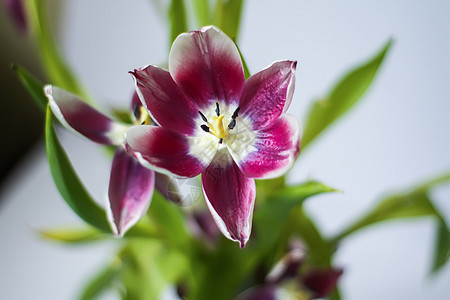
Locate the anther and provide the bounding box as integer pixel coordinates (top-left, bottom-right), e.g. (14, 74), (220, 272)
(232, 107), (240, 119)
(215, 102), (220, 117)
(219, 138), (223, 144)
(199, 111), (208, 122)
(201, 124), (210, 132)
(228, 119), (236, 130)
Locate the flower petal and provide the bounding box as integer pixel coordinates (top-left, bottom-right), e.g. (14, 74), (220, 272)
(45, 85), (128, 145)
(301, 268), (343, 298)
(236, 284), (287, 300)
(154, 172), (182, 204)
(107, 147), (155, 236)
(169, 26), (245, 109)
(202, 150), (255, 248)
(230, 114), (301, 179)
(125, 125), (215, 178)
(239, 60), (297, 129)
(130, 65), (198, 135)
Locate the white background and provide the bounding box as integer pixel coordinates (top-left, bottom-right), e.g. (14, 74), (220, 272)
(1, 0), (449, 299)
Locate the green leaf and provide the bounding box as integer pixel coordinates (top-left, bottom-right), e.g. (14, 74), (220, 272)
(301, 39), (393, 149)
(432, 221), (450, 273)
(333, 172), (450, 272)
(193, 0), (211, 26)
(12, 64), (47, 111)
(79, 259), (122, 300)
(39, 226), (105, 244)
(27, 0), (90, 102)
(213, 0), (244, 39)
(235, 42), (251, 80)
(168, 0), (188, 45)
(45, 105), (110, 232)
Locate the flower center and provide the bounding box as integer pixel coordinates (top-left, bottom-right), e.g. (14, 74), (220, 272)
(199, 103), (240, 144)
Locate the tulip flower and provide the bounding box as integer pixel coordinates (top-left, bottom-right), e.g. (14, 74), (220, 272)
(45, 86), (176, 236)
(126, 26), (300, 247)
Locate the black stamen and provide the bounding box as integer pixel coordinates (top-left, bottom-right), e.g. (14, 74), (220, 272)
(228, 119), (236, 130)
(201, 124), (210, 132)
(141, 120), (146, 125)
(133, 103), (140, 118)
(219, 138), (223, 144)
(199, 111), (208, 122)
(232, 107), (240, 119)
(215, 102), (220, 116)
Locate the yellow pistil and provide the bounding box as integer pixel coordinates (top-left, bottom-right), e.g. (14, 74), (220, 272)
(199, 104), (239, 144)
(211, 115), (225, 139)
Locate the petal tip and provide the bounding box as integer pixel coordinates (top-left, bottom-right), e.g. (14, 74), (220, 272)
(291, 60), (297, 72)
(44, 84), (52, 96)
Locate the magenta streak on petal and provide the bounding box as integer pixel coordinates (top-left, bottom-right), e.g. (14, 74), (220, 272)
(239, 60), (297, 130)
(202, 152), (255, 248)
(131, 65), (198, 135)
(4, 0), (28, 33)
(169, 26), (245, 109)
(125, 125), (207, 178)
(108, 148), (155, 236)
(45, 86), (119, 145)
(301, 268), (343, 298)
(236, 114), (300, 179)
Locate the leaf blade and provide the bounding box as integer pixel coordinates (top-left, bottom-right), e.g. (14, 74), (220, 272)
(12, 64), (47, 110)
(302, 39), (393, 149)
(168, 0), (188, 45)
(45, 105), (110, 232)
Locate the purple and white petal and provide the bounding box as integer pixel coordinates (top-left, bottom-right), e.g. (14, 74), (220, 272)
(239, 60), (297, 130)
(154, 172), (182, 204)
(130, 65), (198, 135)
(45, 85), (128, 145)
(230, 114), (300, 179)
(169, 26), (245, 109)
(301, 268), (343, 298)
(202, 150), (255, 248)
(107, 147), (155, 236)
(125, 125), (215, 178)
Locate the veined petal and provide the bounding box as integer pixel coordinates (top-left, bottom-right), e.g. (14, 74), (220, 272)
(130, 65), (198, 135)
(230, 114), (301, 179)
(125, 125), (214, 178)
(202, 150), (255, 248)
(45, 85), (128, 145)
(169, 26), (245, 109)
(107, 147), (155, 236)
(239, 61), (297, 129)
